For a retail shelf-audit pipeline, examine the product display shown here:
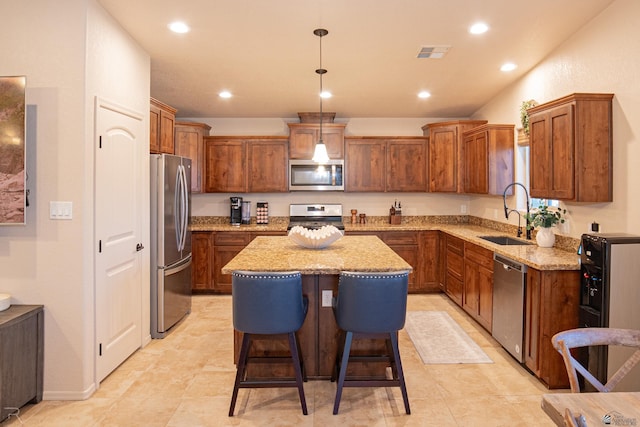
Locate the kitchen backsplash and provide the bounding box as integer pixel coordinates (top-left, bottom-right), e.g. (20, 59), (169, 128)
(191, 214), (580, 253)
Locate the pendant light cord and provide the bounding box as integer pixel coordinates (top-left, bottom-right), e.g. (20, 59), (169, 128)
(314, 28), (328, 142)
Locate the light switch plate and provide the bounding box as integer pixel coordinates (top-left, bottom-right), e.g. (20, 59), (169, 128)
(50, 201), (73, 220)
(322, 290), (333, 307)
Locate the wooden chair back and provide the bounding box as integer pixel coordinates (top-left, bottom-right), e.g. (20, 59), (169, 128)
(552, 328), (640, 393)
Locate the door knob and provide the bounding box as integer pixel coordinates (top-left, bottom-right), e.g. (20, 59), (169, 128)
(136, 243), (144, 252)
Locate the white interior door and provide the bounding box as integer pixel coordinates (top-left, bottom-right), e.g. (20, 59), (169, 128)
(95, 98), (145, 382)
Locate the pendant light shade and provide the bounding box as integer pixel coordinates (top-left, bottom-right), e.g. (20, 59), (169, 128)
(312, 140), (329, 163)
(312, 28), (330, 164)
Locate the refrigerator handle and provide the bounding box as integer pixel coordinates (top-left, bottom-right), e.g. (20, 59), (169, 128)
(174, 165), (184, 252)
(177, 164), (188, 252)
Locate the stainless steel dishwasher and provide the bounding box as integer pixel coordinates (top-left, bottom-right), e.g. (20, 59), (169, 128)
(492, 253), (527, 363)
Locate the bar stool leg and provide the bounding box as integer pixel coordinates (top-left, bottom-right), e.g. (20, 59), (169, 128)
(389, 332), (410, 414)
(288, 332), (308, 415)
(333, 331), (353, 415)
(229, 332), (251, 416)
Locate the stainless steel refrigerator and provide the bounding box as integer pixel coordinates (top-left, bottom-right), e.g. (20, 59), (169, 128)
(150, 153), (192, 338)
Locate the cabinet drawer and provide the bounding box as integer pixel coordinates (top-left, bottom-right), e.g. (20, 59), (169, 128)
(446, 235), (464, 255)
(382, 232), (419, 245)
(464, 242), (493, 270)
(214, 232), (252, 246)
(446, 249), (464, 280)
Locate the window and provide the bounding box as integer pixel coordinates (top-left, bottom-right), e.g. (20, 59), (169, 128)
(530, 198), (560, 208)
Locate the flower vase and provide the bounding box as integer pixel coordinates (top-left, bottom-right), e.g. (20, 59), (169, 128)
(536, 227), (555, 248)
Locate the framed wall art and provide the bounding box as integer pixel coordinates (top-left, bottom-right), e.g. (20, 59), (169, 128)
(0, 76), (26, 225)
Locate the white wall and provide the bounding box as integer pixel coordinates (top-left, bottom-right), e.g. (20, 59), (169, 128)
(471, 0), (640, 238)
(0, 0), (149, 399)
(85, 0), (151, 397)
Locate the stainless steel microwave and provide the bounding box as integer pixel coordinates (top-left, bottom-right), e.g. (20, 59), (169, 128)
(289, 159), (344, 191)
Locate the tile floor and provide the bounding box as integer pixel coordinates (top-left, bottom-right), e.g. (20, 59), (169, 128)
(2, 294), (563, 426)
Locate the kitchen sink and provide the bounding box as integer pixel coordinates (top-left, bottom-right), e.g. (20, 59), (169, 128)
(479, 235), (534, 246)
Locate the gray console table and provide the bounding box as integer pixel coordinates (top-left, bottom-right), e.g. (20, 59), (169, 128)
(0, 305), (44, 421)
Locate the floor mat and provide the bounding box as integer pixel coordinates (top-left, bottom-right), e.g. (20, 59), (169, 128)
(405, 311), (493, 364)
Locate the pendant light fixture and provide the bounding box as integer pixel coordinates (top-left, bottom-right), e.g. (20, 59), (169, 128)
(312, 28), (330, 164)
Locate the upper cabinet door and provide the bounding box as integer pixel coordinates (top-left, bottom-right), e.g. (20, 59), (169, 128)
(247, 139), (288, 192)
(463, 131), (488, 194)
(345, 138), (386, 192)
(288, 123), (345, 159)
(150, 98), (177, 154)
(429, 125), (459, 192)
(386, 138), (428, 192)
(529, 105), (575, 200)
(204, 138), (247, 193)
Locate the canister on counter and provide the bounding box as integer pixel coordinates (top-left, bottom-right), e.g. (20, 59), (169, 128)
(256, 201), (269, 224)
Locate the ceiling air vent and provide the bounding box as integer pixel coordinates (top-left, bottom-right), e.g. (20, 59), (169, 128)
(417, 45), (451, 59)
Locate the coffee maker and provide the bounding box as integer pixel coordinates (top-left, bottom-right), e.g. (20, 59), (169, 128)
(230, 196), (242, 226)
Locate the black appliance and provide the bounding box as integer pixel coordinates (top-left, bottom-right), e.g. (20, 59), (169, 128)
(230, 196), (242, 226)
(579, 232), (640, 391)
(287, 203), (344, 230)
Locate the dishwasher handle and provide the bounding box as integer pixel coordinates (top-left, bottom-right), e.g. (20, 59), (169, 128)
(494, 253), (527, 273)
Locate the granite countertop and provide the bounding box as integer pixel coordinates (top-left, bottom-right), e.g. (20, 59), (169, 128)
(221, 235), (413, 275)
(194, 216), (581, 271)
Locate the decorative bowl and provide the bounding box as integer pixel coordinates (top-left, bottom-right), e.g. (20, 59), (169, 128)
(0, 294), (11, 311)
(288, 225), (343, 249)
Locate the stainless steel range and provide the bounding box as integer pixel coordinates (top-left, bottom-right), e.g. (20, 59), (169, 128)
(287, 204), (344, 230)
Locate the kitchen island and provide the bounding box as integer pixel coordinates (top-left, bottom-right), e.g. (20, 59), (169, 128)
(222, 235), (412, 379)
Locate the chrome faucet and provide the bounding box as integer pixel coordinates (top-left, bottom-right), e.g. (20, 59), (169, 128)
(503, 182), (531, 240)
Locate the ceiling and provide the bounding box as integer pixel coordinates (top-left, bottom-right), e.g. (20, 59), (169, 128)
(98, 0), (614, 119)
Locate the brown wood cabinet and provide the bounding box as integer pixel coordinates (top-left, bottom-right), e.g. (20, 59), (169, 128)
(463, 242), (493, 331)
(462, 124), (514, 195)
(527, 93), (613, 202)
(204, 136), (288, 193)
(288, 123), (346, 159)
(386, 138), (428, 192)
(444, 234), (464, 306)
(345, 137), (428, 192)
(344, 138), (386, 192)
(204, 138), (245, 192)
(346, 230), (440, 293)
(423, 120), (487, 193)
(524, 267), (580, 388)
(247, 139), (288, 192)
(191, 232), (214, 292)
(150, 98), (177, 154)
(380, 231), (421, 291)
(213, 232), (252, 293)
(174, 121), (211, 193)
(420, 231), (441, 292)
(192, 231), (287, 294)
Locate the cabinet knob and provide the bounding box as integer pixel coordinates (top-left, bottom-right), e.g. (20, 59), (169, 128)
(136, 243), (144, 252)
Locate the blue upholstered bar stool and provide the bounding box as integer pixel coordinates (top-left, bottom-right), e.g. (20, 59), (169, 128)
(229, 271), (308, 416)
(332, 270), (411, 415)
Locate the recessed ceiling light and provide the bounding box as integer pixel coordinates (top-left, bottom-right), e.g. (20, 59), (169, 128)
(320, 91), (332, 99)
(469, 22), (489, 35)
(219, 91), (232, 98)
(168, 21), (190, 34)
(418, 91), (431, 99)
(500, 62), (517, 72)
